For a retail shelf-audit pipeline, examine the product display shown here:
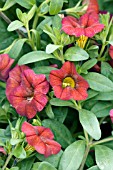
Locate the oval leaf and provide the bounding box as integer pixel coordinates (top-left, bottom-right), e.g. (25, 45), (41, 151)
(79, 109), (101, 140)
(50, 98), (74, 107)
(7, 20), (24, 32)
(42, 119), (73, 148)
(18, 51), (54, 65)
(95, 145), (113, 170)
(58, 140), (85, 170)
(46, 44), (62, 54)
(84, 72), (113, 92)
(38, 162), (57, 170)
(87, 165), (100, 170)
(64, 46), (89, 61)
(49, 0), (63, 15)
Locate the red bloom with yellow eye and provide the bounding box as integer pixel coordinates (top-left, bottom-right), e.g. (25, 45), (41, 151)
(21, 122), (61, 157)
(61, 12), (104, 38)
(0, 54), (14, 81)
(6, 66), (49, 119)
(49, 61), (89, 101)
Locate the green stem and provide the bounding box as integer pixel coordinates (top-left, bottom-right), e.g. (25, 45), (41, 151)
(0, 81), (6, 88)
(91, 137), (113, 147)
(2, 153), (12, 170)
(84, 130), (89, 145)
(79, 144), (90, 170)
(97, 44), (106, 60)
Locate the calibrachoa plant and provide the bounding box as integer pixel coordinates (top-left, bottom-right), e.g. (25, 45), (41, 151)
(1, 0), (113, 170)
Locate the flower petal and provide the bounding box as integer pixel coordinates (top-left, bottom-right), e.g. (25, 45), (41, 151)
(35, 81), (49, 94)
(79, 13), (89, 27)
(0, 147), (6, 155)
(53, 85), (63, 98)
(21, 122), (36, 136)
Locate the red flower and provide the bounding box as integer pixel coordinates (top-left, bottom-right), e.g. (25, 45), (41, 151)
(82, 0), (99, 14)
(6, 67), (49, 119)
(0, 147), (6, 155)
(109, 45), (113, 59)
(49, 61), (89, 101)
(61, 13), (104, 38)
(21, 122), (61, 157)
(0, 54), (14, 81)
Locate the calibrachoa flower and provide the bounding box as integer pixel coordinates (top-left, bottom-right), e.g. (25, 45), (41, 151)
(6, 67), (49, 119)
(61, 13), (104, 38)
(110, 109), (113, 123)
(109, 45), (113, 59)
(0, 147), (6, 155)
(21, 122), (61, 157)
(49, 61), (89, 101)
(0, 54), (14, 81)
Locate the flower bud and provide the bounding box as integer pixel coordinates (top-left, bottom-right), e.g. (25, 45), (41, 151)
(0, 54), (14, 81)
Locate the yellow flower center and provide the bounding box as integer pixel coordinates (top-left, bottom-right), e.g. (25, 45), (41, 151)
(62, 77), (75, 88)
(76, 35), (88, 49)
(25, 144), (35, 152)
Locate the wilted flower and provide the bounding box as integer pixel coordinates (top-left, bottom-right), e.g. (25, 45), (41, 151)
(110, 109), (113, 123)
(6, 67), (49, 119)
(109, 45), (113, 59)
(61, 13), (104, 38)
(49, 61), (89, 101)
(21, 122), (61, 157)
(0, 147), (6, 155)
(0, 54), (14, 81)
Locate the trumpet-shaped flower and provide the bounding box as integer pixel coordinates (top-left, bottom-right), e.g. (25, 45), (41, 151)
(0, 54), (14, 81)
(49, 61), (89, 101)
(0, 147), (6, 155)
(61, 13), (104, 38)
(82, 0), (99, 14)
(21, 122), (61, 157)
(6, 67), (49, 119)
(109, 45), (113, 59)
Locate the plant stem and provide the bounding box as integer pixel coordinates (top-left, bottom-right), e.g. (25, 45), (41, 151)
(79, 144), (90, 170)
(91, 137), (113, 147)
(2, 153), (12, 170)
(84, 130), (89, 145)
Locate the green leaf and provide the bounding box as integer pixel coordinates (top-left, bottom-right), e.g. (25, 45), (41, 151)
(95, 145), (113, 170)
(87, 165), (100, 170)
(58, 141), (85, 170)
(49, 0), (63, 15)
(36, 150), (63, 168)
(15, 0), (36, 9)
(0, 0), (16, 11)
(79, 109), (101, 140)
(50, 98), (74, 107)
(27, 5), (36, 21)
(93, 91), (113, 100)
(13, 144), (26, 159)
(10, 139), (23, 145)
(8, 38), (27, 59)
(42, 119), (73, 148)
(0, 129), (10, 143)
(101, 62), (112, 78)
(53, 107), (68, 123)
(91, 101), (113, 117)
(17, 157), (35, 170)
(45, 104), (54, 119)
(87, 45), (99, 58)
(10, 167), (19, 170)
(46, 44), (62, 54)
(18, 51), (55, 65)
(84, 72), (113, 92)
(81, 59), (97, 74)
(7, 20), (24, 32)
(38, 162), (57, 170)
(64, 46), (89, 61)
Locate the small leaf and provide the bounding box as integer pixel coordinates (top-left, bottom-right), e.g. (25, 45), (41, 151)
(95, 145), (113, 170)
(87, 165), (100, 170)
(58, 141), (86, 170)
(15, 0), (36, 9)
(7, 20), (24, 32)
(81, 59), (97, 74)
(94, 91), (113, 100)
(8, 38), (27, 59)
(27, 5), (36, 21)
(50, 98), (74, 107)
(13, 144), (26, 158)
(84, 72), (113, 92)
(64, 46), (89, 61)
(46, 44), (62, 54)
(49, 0), (63, 15)
(42, 119), (73, 148)
(79, 109), (101, 140)
(38, 162), (57, 170)
(18, 51), (55, 65)
(45, 104), (54, 119)
(0, 0), (16, 11)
